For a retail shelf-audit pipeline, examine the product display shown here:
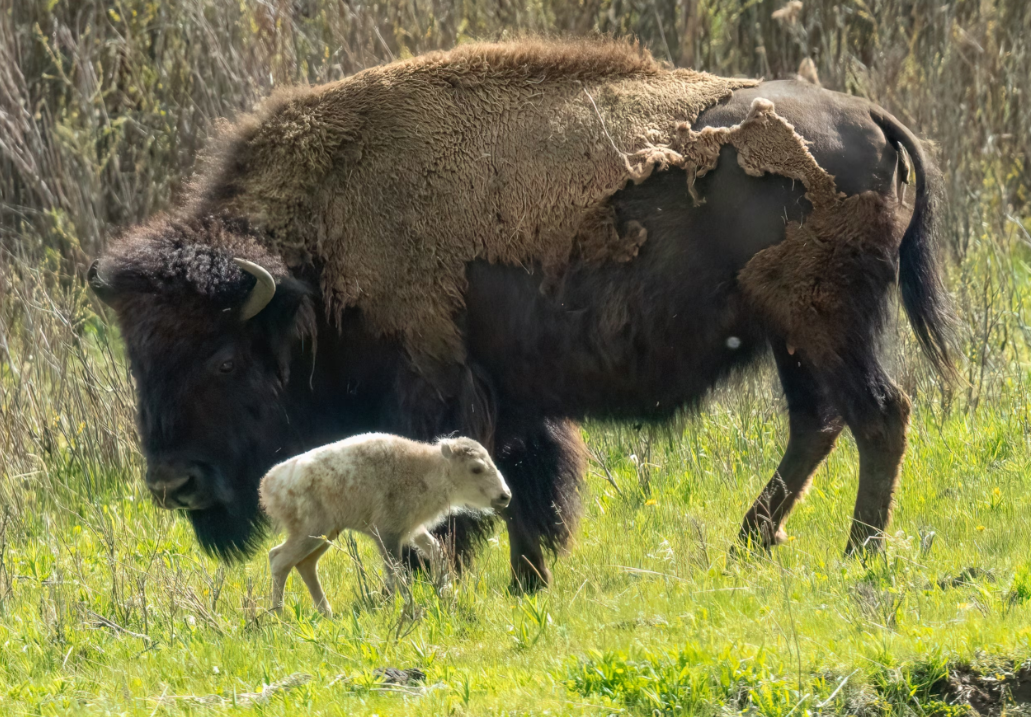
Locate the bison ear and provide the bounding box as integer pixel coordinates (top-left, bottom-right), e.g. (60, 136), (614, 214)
(440, 441), (453, 460)
(250, 275), (311, 336)
(249, 274), (315, 384)
(87, 259), (119, 307)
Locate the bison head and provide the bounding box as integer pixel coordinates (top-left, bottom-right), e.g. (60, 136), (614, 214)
(89, 215), (314, 559)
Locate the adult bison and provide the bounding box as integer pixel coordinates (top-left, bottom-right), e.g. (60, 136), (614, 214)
(89, 38), (952, 590)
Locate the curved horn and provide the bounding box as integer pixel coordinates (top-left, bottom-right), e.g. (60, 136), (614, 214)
(233, 258), (276, 320)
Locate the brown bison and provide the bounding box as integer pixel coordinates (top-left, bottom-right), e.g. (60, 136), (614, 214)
(88, 39), (952, 590)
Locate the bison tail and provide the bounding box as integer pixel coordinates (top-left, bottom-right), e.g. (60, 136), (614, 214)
(871, 109), (957, 382)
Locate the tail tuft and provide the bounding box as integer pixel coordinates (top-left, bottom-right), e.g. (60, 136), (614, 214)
(872, 110), (957, 382)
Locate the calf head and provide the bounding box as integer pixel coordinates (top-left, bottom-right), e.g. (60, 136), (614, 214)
(439, 437), (511, 511)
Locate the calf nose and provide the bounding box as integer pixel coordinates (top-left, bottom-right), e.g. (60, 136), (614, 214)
(492, 490), (512, 511)
(146, 462), (208, 510)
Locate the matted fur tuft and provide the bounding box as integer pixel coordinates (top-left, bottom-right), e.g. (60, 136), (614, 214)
(96, 214), (288, 307)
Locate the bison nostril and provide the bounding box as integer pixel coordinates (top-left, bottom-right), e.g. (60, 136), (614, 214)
(147, 463), (209, 509)
(491, 492), (512, 510)
(177, 474), (196, 499)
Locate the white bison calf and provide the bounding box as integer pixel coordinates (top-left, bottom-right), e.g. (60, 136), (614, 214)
(259, 433), (511, 617)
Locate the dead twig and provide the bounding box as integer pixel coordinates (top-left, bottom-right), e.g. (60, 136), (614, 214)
(586, 445), (624, 497)
(85, 609), (152, 643)
(153, 672), (312, 707)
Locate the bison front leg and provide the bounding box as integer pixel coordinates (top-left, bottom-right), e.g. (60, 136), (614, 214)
(389, 363), (498, 575)
(373, 531), (408, 594)
(740, 344), (843, 550)
(294, 542), (334, 617)
(411, 526), (451, 590)
(495, 419), (585, 593)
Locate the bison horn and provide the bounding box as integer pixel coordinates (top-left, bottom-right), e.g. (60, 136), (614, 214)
(233, 258), (276, 320)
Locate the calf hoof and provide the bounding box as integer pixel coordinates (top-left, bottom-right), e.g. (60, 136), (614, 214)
(432, 573), (454, 594)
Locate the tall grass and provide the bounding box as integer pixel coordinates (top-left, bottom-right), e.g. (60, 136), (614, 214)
(1, 1), (1031, 713)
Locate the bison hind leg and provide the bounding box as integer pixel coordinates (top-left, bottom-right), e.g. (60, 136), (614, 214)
(825, 353), (911, 557)
(795, 338), (910, 557)
(737, 191), (910, 555)
(740, 342), (844, 551)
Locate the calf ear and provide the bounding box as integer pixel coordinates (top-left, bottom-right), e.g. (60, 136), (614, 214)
(440, 442), (453, 459)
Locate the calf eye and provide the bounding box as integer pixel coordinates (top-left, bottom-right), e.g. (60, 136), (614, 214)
(218, 360), (235, 374)
(471, 465), (484, 475)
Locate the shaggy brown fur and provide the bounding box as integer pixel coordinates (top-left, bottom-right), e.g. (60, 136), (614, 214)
(188, 38), (759, 370)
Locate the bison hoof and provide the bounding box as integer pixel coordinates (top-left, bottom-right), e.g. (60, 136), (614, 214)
(844, 533), (885, 559)
(510, 564), (551, 594)
(736, 523), (787, 555)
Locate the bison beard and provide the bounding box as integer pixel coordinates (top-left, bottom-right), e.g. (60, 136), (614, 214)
(188, 498), (268, 562)
(89, 39), (954, 588)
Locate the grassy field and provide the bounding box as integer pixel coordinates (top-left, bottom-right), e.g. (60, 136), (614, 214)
(1, 323), (1031, 716)
(3, 0), (1031, 714)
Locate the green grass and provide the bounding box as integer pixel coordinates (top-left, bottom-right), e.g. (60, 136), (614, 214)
(2, 0), (1031, 712)
(2, 362), (1030, 716)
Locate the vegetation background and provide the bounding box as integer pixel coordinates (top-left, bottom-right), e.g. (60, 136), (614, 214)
(1, 0), (1030, 714)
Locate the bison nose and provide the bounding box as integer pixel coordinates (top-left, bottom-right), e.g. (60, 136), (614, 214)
(146, 462), (210, 510)
(492, 490), (512, 511)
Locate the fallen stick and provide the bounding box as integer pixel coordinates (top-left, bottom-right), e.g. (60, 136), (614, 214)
(85, 609), (152, 643)
(154, 673), (312, 707)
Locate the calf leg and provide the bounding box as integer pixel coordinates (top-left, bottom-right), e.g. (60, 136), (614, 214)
(740, 343), (844, 549)
(411, 526), (449, 588)
(817, 353), (911, 556)
(294, 540), (334, 617)
(372, 531), (406, 593)
(495, 419), (586, 592)
(269, 535), (327, 613)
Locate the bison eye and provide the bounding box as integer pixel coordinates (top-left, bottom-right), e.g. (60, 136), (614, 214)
(218, 360), (235, 374)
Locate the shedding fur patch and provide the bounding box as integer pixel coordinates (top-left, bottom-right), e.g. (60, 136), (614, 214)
(663, 98), (906, 365)
(187, 39), (896, 372)
(192, 39), (757, 371)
